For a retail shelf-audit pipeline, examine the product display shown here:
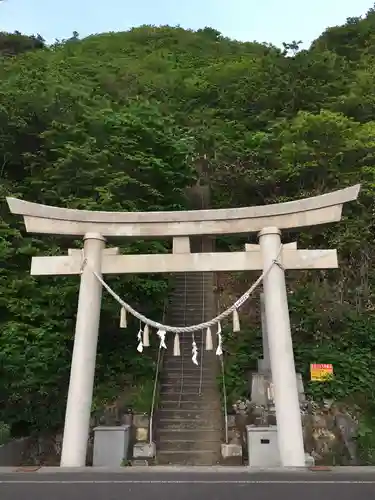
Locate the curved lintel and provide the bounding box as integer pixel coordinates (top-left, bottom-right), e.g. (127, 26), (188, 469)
(6, 184), (360, 237)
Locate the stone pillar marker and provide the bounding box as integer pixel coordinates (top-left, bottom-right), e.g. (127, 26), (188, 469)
(60, 232), (106, 467)
(258, 227), (305, 467)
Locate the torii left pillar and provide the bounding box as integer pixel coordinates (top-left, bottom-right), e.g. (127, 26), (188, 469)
(60, 232), (105, 467)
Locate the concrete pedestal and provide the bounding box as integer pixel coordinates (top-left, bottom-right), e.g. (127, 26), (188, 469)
(93, 426), (131, 466)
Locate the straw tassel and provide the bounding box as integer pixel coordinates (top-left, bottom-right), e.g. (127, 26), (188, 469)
(205, 327), (213, 351)
(173, 333), (180, 356)
(137, 327), (143, 353)
(233, 309), (240, 332)
(156, 329), (167, 349)
(120, 307), (127, 328)
(192, 339), (198, 365)
(216, 321), (223, 356)
(143, 325), (150, 347)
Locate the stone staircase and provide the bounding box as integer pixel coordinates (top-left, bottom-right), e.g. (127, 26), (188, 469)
(155, 237), (223, 465)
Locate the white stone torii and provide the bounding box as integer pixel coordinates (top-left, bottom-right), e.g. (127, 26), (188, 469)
(6, 184), (360, 468)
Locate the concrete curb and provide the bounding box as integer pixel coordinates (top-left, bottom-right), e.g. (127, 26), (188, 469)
(0, 466), (375, 474)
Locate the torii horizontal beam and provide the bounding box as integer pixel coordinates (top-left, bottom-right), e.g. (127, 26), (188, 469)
(31, 248), (338, 275)
(6, 184), (360, 237)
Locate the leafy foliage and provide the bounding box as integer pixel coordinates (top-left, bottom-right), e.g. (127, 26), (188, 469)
(0, 31), (45, 58)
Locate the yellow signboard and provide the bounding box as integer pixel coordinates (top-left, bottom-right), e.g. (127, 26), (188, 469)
(310, 363), (333, 381)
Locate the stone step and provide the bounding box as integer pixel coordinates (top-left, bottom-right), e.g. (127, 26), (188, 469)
(170, 282), (212, 286)
(161, 370), (214, 377)
(161, 369), (215, 375)
(170, 298), (214, 302)
(169, 293), (210, 298)
(163, 348), (213, 354)
(160, 381), (217, 389)
(157, 406), (220, 417)
(159, 393), (220, 404)
(171, 341), (212, 345)
(160, 379), (217, 387)
(156, 429), (223, 441)
(163, 353), (216, 359)
(162, 347), (213, 354)
(171, 293), (214, 296)
(169, 303), (213, 308)
(160, 384), (218, 393)
(162, 365), (217, 372)
(163, 354), (214, 359)
(162, 366), (214, 373)
(167, 317), (212, 322)
(168, 304), (211, 309)
(166, 315), (210, 320)
(164, 342), (212, 346)
(168, 313), (208, 318)
(163, 358), (218, 367)
(162, 365), (217, 373)
(156, 450), (221, 466)
(158, 399), (222, 410)
(161, 369), (214, 376)
(169, 295), (209, 299)
(158, 418), (223, 430)
(163, 347), (212, 352)
(160, 378), (217, 386)
(162, 368), (217, 375)
(167, 337), (206, 341)
(171, 284), (214, 288)
(157, 439), (221, 453)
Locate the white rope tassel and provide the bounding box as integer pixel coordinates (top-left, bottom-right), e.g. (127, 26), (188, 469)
(143, 324), (150, 347)
(156, 329), (167, 349)
(173, 333), (180, 356)
(216, 321), (223, 356)
(192, 336), (198, 365)
(137, 326), (143, 353)
(120, 307), (127, 328)
(205, 326), (213, 351)
(233, 309), (240, 332)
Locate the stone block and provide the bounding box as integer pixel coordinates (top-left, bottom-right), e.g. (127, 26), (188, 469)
(221, 443), (242, 459)
(250, 373), (268, 406)
(131, 459), (149, 466)
(250, 370), (306, 406)
(133, 442), (155, 459)
(135, 427), (148, 442)
(133, 414), (149, 428)
(296, 373), (306, 401)
(227, 428), (239, 442)
(227, 415), (236, 428)
(257, 359), (271, 374)
(305, 453), (315, 467)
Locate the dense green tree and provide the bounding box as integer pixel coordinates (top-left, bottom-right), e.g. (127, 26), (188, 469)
(0, 31), (45, 57)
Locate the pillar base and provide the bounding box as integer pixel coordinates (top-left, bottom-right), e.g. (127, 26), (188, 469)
(221, 443), (242, 459)
(133, 442), (156, 459)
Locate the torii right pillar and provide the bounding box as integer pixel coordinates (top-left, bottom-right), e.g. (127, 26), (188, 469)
(258, 227), (305, 467)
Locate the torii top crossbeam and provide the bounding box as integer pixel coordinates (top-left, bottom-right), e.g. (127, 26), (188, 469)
(6, 184), (360, 237)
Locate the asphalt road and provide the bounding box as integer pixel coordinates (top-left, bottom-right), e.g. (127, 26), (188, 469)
(1, 468), (375, 500)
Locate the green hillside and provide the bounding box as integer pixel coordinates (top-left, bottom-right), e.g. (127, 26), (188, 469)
(1, 8), (375, 460)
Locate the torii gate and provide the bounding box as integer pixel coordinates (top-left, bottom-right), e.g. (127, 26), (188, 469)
(7, 184), (360, 468)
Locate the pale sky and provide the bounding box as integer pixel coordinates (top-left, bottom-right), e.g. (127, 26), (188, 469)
(0, 0), (374, 48)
